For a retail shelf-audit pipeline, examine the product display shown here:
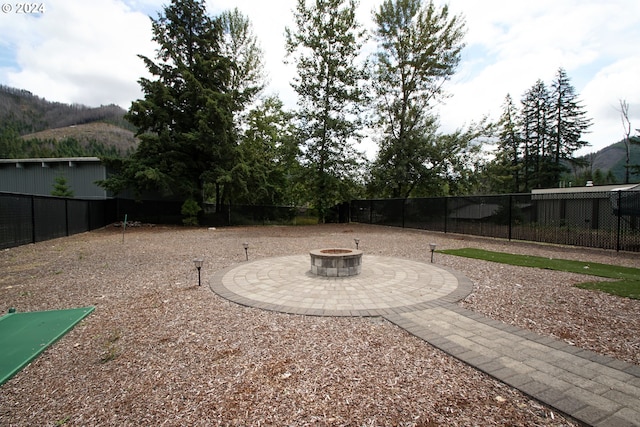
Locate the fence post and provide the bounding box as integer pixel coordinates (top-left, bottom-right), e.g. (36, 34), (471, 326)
(65, 199), (70, 236)
(31, 195), (36, 244)
(616, 190), (622, 252)
(444, 197), (448, 233)
(508, 194), (513, 241)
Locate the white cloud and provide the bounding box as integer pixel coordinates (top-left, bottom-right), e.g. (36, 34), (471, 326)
(1, 0), (157, 107)
(1, 0), (639, 157)
(438, 0), (640, 154)
(582, 57), (640, 147)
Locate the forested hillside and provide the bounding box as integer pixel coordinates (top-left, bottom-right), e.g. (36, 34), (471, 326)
(0, 85), (137, 158)
(579, 140), (640, 184)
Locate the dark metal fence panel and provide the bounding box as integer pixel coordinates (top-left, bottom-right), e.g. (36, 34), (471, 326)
(614, 191), (640, 252)
(0, 193), (33, 249)
(68, 199), (89, 235)
(114, 199), (183, 224)
(89, 199), (117, 230)
(350, 200), (372, 224)
(202, 204), (313, 226)
(0, 193), (119, 249)
(445, 195), (511, 239)
(523, 191), (629, 250)
(227, 205), (297, 225)
(404, 197), (447, 232)
(351, 190), (640, 252)
(369, 199), (405, 227)
(33, 196), (67, 242)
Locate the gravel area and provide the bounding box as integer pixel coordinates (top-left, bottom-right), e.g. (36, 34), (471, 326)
(1, 223), (638, 426)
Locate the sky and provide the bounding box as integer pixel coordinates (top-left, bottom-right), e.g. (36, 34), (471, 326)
(1, 0), (639, 159)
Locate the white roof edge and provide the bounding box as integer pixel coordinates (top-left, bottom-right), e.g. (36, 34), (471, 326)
(532, 183), (640, 194)
(0, 157), (102, 163)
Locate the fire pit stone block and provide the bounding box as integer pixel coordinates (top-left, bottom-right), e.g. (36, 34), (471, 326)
(309, 248), (363, 277)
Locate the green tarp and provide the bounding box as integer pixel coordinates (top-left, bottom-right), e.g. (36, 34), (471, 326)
(0, 306), (95, 386)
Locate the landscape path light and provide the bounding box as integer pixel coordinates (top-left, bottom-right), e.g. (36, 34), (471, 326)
(193, 258), (203, 286)
(243, 242), (249, 261)
(354, 238), (360, 249)
(429, 243), (437, 263)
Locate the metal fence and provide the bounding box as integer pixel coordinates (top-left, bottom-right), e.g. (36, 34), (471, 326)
(350, 191), (640, 252)
(0, 193), (117, 249)
(4, 190), (639, 252)
(0, 192), (319, 249)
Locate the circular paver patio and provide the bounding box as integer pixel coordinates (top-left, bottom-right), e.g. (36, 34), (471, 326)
(209, 254), (473, 316)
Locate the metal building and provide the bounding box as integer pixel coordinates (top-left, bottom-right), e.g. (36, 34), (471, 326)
(0, 157), (108, 199)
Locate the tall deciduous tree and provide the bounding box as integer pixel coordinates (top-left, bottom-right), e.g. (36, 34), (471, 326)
(285, 0), (368, 222)
(619, 99), (633, 183)
(101, 0), (236, 211)
(219, 8), (266, 117)
(230, 96), (302, 206)
(369, 0), (466, 198)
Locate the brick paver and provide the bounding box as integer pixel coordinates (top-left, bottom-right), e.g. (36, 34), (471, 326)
(209, 254), (640, 426)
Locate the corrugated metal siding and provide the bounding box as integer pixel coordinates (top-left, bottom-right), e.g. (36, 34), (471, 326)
(0, 159), (107, 199)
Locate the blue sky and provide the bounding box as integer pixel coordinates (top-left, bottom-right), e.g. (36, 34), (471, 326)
(1, 0), (639, 159)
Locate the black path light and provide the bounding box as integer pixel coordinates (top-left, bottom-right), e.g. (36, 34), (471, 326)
(243, 242), (249, 261)
(193, 258), (203, 286)
(354, 238), (360, 249)
(429, 243), (437, 263)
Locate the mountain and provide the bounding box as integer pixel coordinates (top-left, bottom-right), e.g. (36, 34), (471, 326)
(579, 140), (640, 183)
(21, 122), (138, 155)
(0, 85), (138, 158)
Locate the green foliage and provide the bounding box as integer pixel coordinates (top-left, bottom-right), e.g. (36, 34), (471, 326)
(181, 199), (202, 226)
(0, 124), (23, 158)
(51, 175), (74, 197)
(441, 248), (640, 299)
(229, 96), (303, 206)
(0, 130), (129, 159)
(369, 0), (467, 198)
(486, 69), (592, 193)
(219, 8), (266, 108)
(568, 166), (617, 187)
(285, 0), (369, 221)
(102, 0), (239, 207)
(484, 94), (523, 194)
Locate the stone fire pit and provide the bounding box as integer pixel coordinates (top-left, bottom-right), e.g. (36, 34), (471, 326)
(309, 248), (363, 277)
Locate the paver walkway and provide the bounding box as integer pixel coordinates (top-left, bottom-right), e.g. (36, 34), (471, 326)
(210, 254), (640, 427)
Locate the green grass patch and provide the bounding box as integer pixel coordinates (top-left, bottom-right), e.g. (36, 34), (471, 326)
(440, 248), (640, 299)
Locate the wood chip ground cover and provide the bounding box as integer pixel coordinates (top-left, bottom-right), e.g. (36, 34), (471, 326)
(1, 224), (638, 426)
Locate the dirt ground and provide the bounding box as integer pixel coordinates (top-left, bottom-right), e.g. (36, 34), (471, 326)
(1, 223), (638, 426)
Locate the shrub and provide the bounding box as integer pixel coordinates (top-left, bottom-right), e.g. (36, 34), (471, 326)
(181, 199), (201, 226)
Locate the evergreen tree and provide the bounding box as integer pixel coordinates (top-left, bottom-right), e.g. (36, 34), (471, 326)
(100, 0), (236, 210)
(369, 0), (466, 198)
(520, 79), (553, 189)
(285, 0), (369, 222)
(493, 94), (522, 193)
(0, 124), (23, 158)
(550, 68), (592, 181)
(51, 175), (74, 197)
(551, 68), (591, 161)
(517, 70), (591, 190)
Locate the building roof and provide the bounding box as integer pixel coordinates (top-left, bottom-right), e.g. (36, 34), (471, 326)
(532, 183), (640, 195)
(0, 157), (101, 165)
